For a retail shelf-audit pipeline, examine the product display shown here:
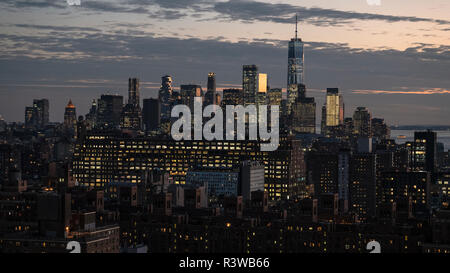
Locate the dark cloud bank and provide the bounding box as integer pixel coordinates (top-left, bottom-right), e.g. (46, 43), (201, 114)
(0, 0), (449, 124)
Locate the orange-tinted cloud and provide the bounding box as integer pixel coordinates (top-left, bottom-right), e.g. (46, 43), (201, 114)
(352, 88), (450, 95)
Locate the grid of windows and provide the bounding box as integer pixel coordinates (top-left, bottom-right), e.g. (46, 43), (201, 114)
(73, 135), (306, 201)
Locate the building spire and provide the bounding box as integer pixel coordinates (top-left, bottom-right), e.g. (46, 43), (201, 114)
(295, 14), (298, 39)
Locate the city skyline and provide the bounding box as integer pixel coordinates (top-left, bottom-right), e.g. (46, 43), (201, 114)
(0, 0), (449, 125)
(1, 1), (450, 256)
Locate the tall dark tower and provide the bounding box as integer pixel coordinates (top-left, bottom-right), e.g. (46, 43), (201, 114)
(122, 78), (142, 131)
(143, 98), (161, 132)
(207, 72), (216, 93)
(128, 78), (140, 107)
(159, 75), (173, 121)
(287, 14), (305, 114)
(205, 72), (217, 105)
(33, 99), (49, 128)
(97, 95), (123, 129)
(64, 99), (77, 130)
(413, 130), (437, 173)
(243, 65), (258, 106)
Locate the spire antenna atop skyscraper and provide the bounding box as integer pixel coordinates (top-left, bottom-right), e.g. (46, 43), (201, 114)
(295, 14), (298, 39)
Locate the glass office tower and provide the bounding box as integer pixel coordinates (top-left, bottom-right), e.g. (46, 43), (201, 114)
(287, 15), (305, 115)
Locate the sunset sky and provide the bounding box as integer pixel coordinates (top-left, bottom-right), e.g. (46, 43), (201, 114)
(0, 0), (449, 125)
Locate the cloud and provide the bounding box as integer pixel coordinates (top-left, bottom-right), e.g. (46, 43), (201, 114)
(2, 0), (449, 27)
(210, 0), (450, 27)
(353, 88), (450, 95)
(10, 24), (100, 32)
(0, 0), (65, 9)
(0, 1), (449, 124)
(0, 27), (448, 85)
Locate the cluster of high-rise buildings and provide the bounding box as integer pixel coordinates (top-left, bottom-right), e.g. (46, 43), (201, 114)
(0, 19), (449, 253)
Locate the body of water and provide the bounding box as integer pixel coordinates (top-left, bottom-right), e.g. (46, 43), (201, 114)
(391, 130), (450, 151)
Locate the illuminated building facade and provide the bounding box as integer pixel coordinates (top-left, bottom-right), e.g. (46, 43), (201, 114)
(291, 84), (316, 134)
(378, 171), (430, 211)
(72, 135), (306, 201)
(325, 88), (344, 128)
(353, 107), (372, 137)
(308, 152), (339, 198)
(221, 89), (243, 107)
(268, 88), (282, 106)
(256, 73), (268, 112)
(258, 73), (267, 93)
(186, 168), (240, 197)
(349, 153), (377, 221)
(436, 172), (450, 204)
(412, 130), (437, 173)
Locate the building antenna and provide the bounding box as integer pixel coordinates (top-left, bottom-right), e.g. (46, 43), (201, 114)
(295, 14), (298, 39)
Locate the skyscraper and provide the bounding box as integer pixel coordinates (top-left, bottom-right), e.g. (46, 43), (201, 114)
(180, 84), (203, 112)
(353, 107), (372, 137)
(256, 92), (267, 108)
(267, 88), (282, 106)
(256, 73), (268, 110)
(292, 98), (316, 134)
(321, 105), (327, 135)
(204, 72), (217, 105)
(85, 99), (97, 129)
(243, 65), (258, 106)
(258, 73), (268, 93)
(158, 75), (174, 135)
(325, 88), (344, 127)
(287, 15), (305, 114)
(143, 98), (160, 133)
(25, 107), (36, 129)
(412, 130), (437, 173)
(291, 84), (316, 134)
(349, 153), (377, 221)
(97, 95), (123, 129)
(308, 152), (339, 198)
(221, 89), (243, 106)
(128, 78), (140, 107)
(371, 118), (390, 141)
(64, 99), (77, 130)
(121, 103), (142, 131)
(33, 99), (49, 128)
(159, 75), (173, 122)
(24, 99), (49, 129)
(122, 78), (142, 131)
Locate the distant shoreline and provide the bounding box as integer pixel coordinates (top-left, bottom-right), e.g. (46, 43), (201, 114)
(390, 126), (450, 131)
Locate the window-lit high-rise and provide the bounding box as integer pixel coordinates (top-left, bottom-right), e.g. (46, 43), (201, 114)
(287, 15), (305, 114)
(243, 65), (258, 106)
(353, 107), (372, 137)
(325, 88), (344, 127)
